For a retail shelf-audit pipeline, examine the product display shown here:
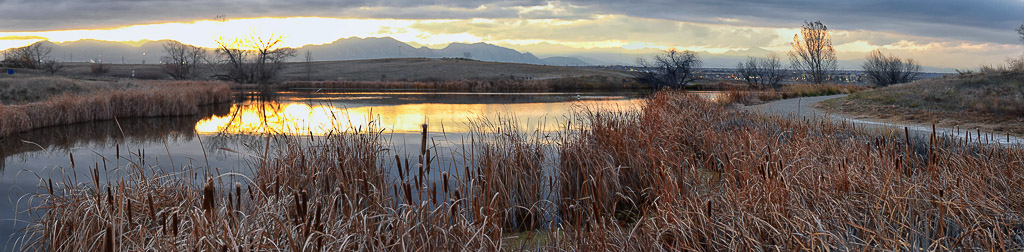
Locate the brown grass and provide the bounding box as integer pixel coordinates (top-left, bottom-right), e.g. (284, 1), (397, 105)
(17, 90), (1024, 250)
(721, 83), (869, 105)
(275, 57), (630, 82)
(0, 76), (130, 105)
(0, 81), (231, 137)
(822, 70), (1024, 136)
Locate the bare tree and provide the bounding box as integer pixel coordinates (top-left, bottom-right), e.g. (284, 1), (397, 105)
(161, 41), (208, 80)
(41, 59), (65, 74)
(90, 62), (109, 75)
(1017, 23), (1024, 43)
(214, 33), (297, 84)
(2, 42), (52, 69)
(634, 49), (702, 89)
(737, 53), (787, 90)
(862, 49), (920, 86)
(304, 50), (313, 81)
(789, 21), (837, 84)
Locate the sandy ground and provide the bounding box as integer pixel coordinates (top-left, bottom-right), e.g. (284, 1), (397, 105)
(743, 95), (1024, 145)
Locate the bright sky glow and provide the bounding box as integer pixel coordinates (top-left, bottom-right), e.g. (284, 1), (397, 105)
(0, 13), (1022, 68)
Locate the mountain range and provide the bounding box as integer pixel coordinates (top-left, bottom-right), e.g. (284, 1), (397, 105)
(31, 37), (955, 72)
(36, 37), (591, 66)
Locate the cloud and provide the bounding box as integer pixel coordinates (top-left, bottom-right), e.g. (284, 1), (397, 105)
(0, 0), (549, 31)
(3, 0), (1021, 46)
(2, 0), (1022, 68)
(410, 15), (783, 50)
(0, 35), (47, 40)
(562, 0), (1024, 44)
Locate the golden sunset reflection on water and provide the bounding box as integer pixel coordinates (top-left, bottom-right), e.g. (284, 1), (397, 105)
(194, 98), (643, 135)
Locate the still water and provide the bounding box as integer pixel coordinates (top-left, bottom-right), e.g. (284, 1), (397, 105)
(0, 90), (652, 247)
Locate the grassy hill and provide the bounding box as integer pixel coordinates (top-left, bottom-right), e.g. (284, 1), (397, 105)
(48, 58), (630, 82)
(276, 57), (629, 81)
(820, 70), (1024, 136)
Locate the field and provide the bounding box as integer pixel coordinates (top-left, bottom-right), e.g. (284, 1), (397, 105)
(0, 76), (133, 105)
(276, 58), (631, 82)
(44, 58), (637, 92)
(280, 75), (640, 92)
(821, 70), (1024, 136)
(18, 90), (1024, 250)
(50, 58), (630, 83)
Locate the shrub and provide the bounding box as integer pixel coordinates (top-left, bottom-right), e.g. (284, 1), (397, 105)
(90, 63), (109, 75)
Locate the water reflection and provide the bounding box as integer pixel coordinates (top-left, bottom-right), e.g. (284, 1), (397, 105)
(196, 91), (645, 135)
(0, 90), (649, 249)
(0, 103), (231, 172)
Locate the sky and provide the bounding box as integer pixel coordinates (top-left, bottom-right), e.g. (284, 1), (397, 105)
(0, 0), (1022, 68)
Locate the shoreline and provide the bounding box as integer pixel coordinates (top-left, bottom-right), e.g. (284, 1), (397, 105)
(0, 81), (232, 138)
(743, 94), (1024, 145)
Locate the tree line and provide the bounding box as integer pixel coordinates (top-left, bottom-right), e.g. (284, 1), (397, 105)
(633, 20), (926, 89)
(12, 19), (1024, 86)
(1, 33), (297, 84)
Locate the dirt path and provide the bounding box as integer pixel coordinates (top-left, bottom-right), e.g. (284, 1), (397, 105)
(743, 95), (1024, 145)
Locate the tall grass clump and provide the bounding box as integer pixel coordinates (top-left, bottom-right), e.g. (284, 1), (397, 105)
(18, 90), (1024, 250)
(548, 91), (1024, 250)
(0, 81), (231, 137)
(468, 116), (551, 232)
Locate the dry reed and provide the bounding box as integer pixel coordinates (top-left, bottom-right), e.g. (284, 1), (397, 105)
(17, 90), (1024, 251)
(0, 81), (231, 137)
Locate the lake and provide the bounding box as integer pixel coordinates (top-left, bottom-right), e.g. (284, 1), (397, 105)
(0, 90), (668, 248)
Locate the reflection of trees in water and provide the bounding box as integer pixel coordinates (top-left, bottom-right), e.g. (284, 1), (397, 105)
(204, 90), (289, 160)
(282, 91), (649, 107)
(0, 103), (231, 172)
(197, 90), (648, 164)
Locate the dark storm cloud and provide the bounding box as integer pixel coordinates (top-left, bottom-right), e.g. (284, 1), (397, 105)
(1, 0), (1021, 44)
(563, 0), (1024, 44)
(0, 0), (545, 31)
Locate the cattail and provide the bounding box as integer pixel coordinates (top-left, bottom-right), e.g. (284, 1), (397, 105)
(294, 190), (308, 222)
(106, 187), (114, 214)
(403, 183), (413, 205)
(420, 124), (428, 156)
(396, 154), (405, 181)
(203, 177), (216, 212)
(431, 182), (438, 205)
(425, 149), (431, 174)
(104, 223), (113, 252)
(92, 167), (100, 194)
(235, 182), (242, 211)
(147, 193), (157, 222)
(442, 172), (449, 194)
(418, 162), (424, 179)
(171, 213), (179, 236)
(126, 197), (134, 226)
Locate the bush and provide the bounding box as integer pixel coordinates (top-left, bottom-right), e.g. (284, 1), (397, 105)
(862, 50), (920, 86)
(90, 63), (109, 75)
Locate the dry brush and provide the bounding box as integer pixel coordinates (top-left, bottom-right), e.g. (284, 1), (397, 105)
(17, 90), (1024, 251)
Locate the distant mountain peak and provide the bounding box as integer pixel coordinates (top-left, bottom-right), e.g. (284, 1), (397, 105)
(29, 37), (593, 66)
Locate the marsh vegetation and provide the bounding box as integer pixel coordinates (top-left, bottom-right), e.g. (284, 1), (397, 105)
(15, 90), (1024, 251)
